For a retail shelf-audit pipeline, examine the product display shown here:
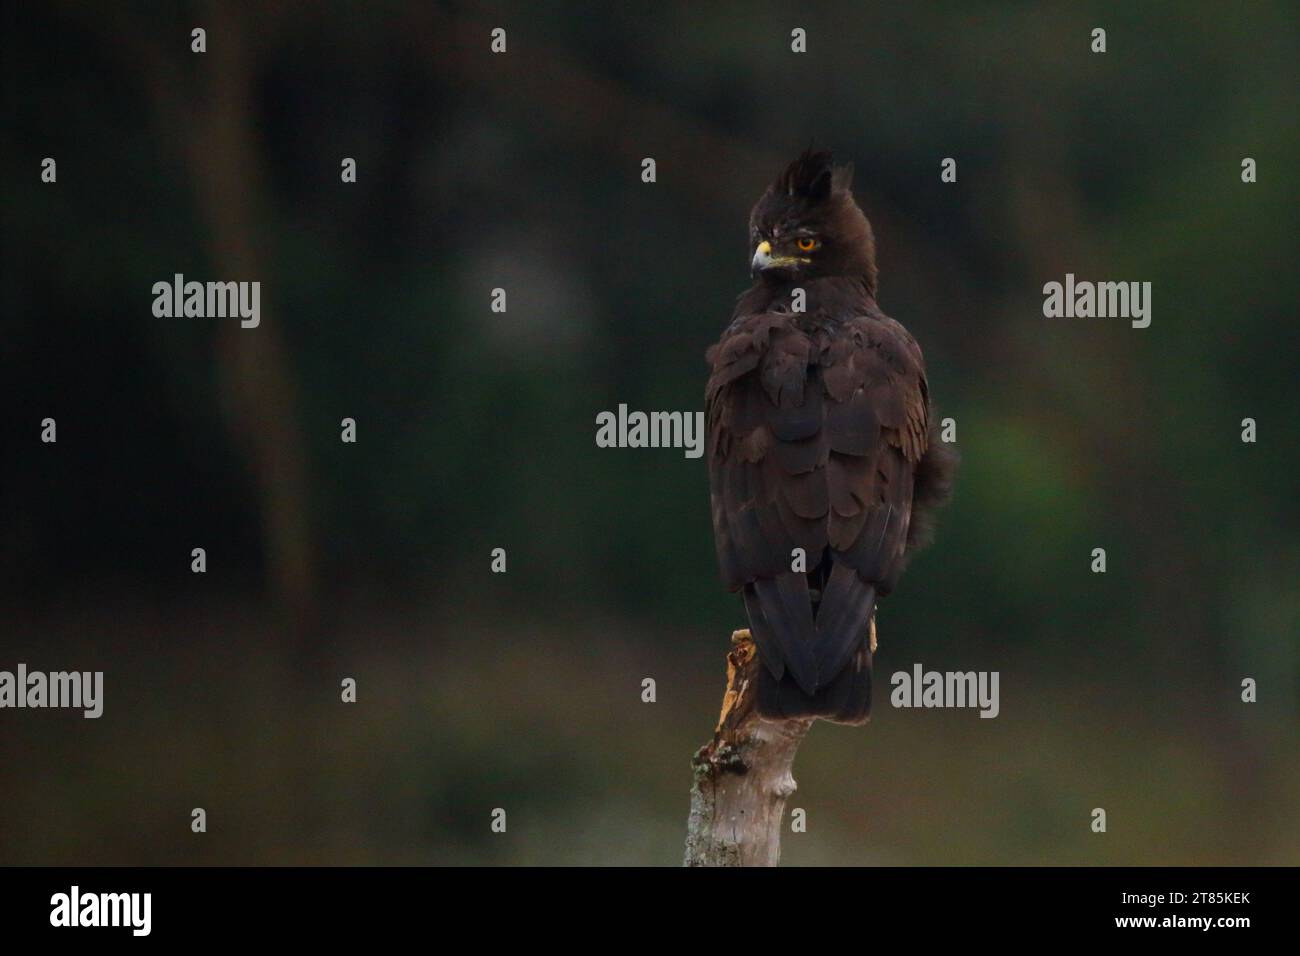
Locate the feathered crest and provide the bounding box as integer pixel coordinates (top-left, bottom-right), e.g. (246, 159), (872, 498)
(772, 147), (853, 201)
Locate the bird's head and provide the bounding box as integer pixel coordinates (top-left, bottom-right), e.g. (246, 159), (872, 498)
(748, 148), (877, 293)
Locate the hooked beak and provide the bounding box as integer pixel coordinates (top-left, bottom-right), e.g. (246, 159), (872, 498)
(751, 239), (808, 276)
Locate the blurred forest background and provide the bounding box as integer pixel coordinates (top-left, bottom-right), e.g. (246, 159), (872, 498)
(1, 1), (1297, 865)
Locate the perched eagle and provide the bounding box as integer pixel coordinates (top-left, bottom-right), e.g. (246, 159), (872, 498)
(705, 149), (955, 724)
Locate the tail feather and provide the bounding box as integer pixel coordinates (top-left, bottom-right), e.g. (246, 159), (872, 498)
(813, 566), (876, 679)
(755, 640), (872, 725)
(749, 575), (820, 694)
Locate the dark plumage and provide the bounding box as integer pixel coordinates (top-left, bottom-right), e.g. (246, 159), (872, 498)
(705, 149), (956, 724)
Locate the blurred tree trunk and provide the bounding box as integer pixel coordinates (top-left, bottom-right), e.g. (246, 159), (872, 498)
(79, 0), (320, 638)
(185, 2), (318, 638)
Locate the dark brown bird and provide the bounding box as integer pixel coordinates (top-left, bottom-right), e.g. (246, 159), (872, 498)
(705, 149), (955, 723)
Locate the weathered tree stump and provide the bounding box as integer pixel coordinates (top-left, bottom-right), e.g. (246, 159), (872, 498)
(684, 618), (878, 866)
(683, 629), (814, 866)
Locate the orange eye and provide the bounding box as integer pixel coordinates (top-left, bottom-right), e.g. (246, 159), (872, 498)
(796, 237), (818, 252)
